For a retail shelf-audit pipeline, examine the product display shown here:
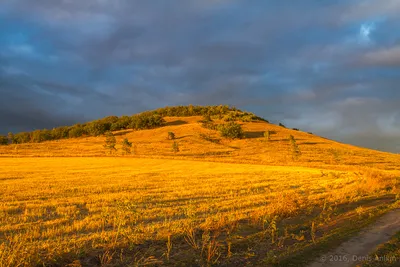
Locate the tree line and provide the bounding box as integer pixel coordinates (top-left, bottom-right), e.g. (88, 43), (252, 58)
(1, 105), (241, 145)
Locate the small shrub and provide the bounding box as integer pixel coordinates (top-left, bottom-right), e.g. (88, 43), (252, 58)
(121, 138), (132, 154)
(264, 130), (271, 141)
(279, 123), (286, 128)
(172, 141), (179, 153)
(289, 135), (301, 160)
(201, 121), (219, 131)
(292, 128), (299, 131)
(104, 131), (117, 154)
(219, 122), (244, 139)
(202, 113), (213, 122)
(168, 132), (175, 140)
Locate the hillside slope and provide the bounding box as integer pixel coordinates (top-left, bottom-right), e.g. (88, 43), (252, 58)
(1, 114), (400, 266)
(1, 116), (399, 172)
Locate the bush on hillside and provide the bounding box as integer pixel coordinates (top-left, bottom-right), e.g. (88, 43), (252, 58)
(201, 121), (219, 131)
(121, 138), (132, 154)
(168, 132), (175, 140)
(84, 122), (111, 136)
(0, 135), (8, 145)
(68, 125), (86, 138)
(110, 116), (132, 131)
(51, 127), (70, 140)
(129, 114), (165, 130)
(13, 132), (31, 144)
(104, 131), (117, 154)
(31, 129), (53, 143)
(289, 135), (301, 160)
(219, 122), (244, 139)
(223, 111), (267, 123)
(172, 141), (179, 153)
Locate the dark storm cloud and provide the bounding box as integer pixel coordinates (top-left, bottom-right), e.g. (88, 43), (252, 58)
(0, 0), (399, 152)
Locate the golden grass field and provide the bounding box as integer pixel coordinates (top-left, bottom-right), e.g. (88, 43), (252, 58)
(1, 117), (400, 266)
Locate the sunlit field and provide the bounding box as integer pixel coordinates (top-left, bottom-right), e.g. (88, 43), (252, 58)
(1, 117), (400, 266)
(1, 157), (399, 266)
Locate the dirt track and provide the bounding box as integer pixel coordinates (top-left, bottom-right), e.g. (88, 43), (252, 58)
(308, 209), (400, 267)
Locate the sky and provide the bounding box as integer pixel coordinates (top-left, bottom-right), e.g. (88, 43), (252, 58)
(0, 0), (399, 153)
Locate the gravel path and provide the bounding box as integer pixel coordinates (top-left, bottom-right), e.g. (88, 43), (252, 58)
(308, 209), (400, 267)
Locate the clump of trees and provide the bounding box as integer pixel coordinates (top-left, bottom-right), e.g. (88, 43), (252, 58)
(129, 114), (165, 130)
(223, 111), (267, 123)
(6, 112), (165, 145)
(151, 104), (235, 117)
(218, 122), (244, 139)
(4, 105), (266, 145)
(13, 132), (31, 144)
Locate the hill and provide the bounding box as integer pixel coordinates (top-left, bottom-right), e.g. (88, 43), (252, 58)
(0, 105), (399, 266)
(1, 112), (399, 172)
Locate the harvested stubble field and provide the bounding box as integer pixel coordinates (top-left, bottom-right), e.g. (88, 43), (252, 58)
(1, 117), (400, 266)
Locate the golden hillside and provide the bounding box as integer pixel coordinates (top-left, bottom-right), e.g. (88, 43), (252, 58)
(1, 112), (400, 266)
(1, 116), (399, 172)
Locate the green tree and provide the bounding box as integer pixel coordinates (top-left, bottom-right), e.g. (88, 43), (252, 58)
(31, 129), (52, 143)
(172, 141), (179, 153)
(121, 138), (132, 154)
(51, 127), (69, 139)
(219, 122), (244, 139)
(13, 132), (31, 144)
(84, 122), (110, 136)
(68, 125), (86, 138)
(289, 135), (301, 160)
(0, 135), (8, 145)
(104, 131), (117, 154)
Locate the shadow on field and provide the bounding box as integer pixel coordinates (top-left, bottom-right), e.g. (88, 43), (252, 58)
(244, 131), (265, 139)
(175, 135), (191, 139)
(165, 120), (188, 126)
(114, 130), (133, 136)
(299, 142), (327, 145)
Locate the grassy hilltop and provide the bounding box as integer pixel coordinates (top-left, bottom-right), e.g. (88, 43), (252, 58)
(0, 105), (399, 266)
